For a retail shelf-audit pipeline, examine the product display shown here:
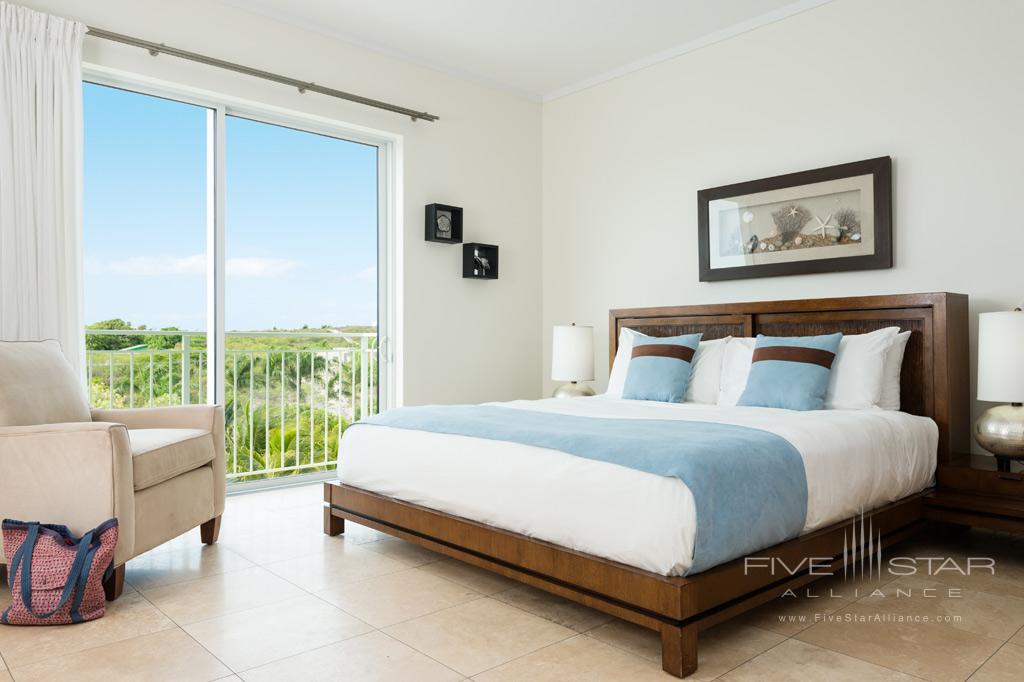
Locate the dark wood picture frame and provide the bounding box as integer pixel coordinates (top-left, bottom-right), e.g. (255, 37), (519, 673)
(326, 292), (969, 678)
(424, 203), (463, 243)
(698, 156), (892, 281)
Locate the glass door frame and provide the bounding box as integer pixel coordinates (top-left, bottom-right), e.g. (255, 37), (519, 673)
(82, 64), (401, 413)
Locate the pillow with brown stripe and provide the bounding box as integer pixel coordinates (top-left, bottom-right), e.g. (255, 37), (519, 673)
(621, 333), (702, 403)
(737, 333), (843, 411)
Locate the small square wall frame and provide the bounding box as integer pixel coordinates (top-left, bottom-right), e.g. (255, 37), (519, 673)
(463, 243), (499, 279)
(425, 203), (463, 243)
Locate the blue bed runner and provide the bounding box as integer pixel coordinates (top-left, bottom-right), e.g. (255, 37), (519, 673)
(354, 405), (808, 574)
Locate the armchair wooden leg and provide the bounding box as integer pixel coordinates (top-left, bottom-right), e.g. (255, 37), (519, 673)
(661, 623), (698, 678)
(324, 507), (345, 536)
(103, 564), (125, 602)
(200, 515), (222, 545)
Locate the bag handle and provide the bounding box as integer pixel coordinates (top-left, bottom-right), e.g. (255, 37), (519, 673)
(14, 524), (96, 620)
(68, 534), (105, 623)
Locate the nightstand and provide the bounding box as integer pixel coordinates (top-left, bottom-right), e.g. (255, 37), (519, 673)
(925, 454), (1024, 533)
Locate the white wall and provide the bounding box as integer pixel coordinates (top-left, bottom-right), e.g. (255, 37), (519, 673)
(22, 0), (542, 406)
(542, 0), (1024, 444)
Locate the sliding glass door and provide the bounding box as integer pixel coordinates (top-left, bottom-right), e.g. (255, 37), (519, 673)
(221, 115), (379, 480)
(83, 80), (388, 483)
(82, 83), (212, 406)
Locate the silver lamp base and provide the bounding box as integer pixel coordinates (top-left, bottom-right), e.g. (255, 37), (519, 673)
(552, 382), (596, 399)
(975, 402), (1024, 472)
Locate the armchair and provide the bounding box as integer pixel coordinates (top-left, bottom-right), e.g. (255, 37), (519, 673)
(0, 341), (225, 600)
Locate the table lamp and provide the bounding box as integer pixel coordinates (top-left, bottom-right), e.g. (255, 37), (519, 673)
(551, 323), (595, 398)
(975, 309), (1024, 471)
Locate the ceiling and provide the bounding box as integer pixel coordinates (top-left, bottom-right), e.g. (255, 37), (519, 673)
(218, 0), (831, 101)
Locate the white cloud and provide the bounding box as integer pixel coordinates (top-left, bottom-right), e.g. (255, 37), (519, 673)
(226, 257), (299, 277)
(107, 254), (206, 276)
(92, 254), (299, 278)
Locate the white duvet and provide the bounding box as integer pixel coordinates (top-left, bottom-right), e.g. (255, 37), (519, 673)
(336, 397), (937, 576)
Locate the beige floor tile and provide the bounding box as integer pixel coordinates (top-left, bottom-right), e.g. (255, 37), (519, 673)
(184, 594), (371, 672)
(127, 544), (254, 592)
(894, 531), (1024, 600)
(384, 597), (574, 677)
(492, 585), (612, 632)
(264, 542), (408, 592)
(584, 619), (663, 661)
(316, 567), (481, 628)
(220, 527), (347, 565)
(222, 504), (321, 539)
(720, 638), (915, 681)
(969, 643), (1024, 681)
(860, 575), (1024, 641)
(585, 619), (784, 681)
(417, 559), (518, 595)
(734, 590), (850, 637)
(9, 628), (229, 682)
(361, 537), (444, 567)
(0, 589), (175, 668)
(473, 633), (666, 681)
(142, 565), (305, 625)
(796, 601), (1004, 682)
(238, 630), (462, 682)
(229, 483), (323, 513)
(1010, 626), (1024, 647)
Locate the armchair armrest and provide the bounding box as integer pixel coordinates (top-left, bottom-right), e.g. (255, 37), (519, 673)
(0, 422), (136, 566)
(92, 405), (226, 517)
(91, 404), (222, 432)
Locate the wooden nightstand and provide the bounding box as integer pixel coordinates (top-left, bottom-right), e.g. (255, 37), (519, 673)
(926, 454), (1024, 533)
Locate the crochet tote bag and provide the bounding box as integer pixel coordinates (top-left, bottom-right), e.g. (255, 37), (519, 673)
(1, 518), (118, 625)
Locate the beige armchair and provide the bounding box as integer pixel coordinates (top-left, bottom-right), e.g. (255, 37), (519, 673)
(0, 340), (225, 600)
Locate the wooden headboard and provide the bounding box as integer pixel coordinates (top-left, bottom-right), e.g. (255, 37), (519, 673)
(609, 293), (969, 464)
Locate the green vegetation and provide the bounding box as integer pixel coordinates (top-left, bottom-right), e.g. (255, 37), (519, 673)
(86, 320), (378, 481)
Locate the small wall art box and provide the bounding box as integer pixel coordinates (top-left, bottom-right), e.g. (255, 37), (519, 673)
(425, 203), (463, 243)
(698, 156), (892, 281)
(463, 243), (498, 279)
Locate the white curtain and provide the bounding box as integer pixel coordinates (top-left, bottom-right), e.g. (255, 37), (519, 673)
(0, 3), (85, 374)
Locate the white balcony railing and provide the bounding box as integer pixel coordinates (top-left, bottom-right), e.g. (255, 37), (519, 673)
(84, 329), (377, 482)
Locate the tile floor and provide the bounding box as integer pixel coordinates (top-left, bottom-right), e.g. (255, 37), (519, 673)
(1, 483), (1022, 681)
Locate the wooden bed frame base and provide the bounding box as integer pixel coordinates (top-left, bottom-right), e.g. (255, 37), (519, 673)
(325, 481), (928, 677)
(322, 292), (968, 678)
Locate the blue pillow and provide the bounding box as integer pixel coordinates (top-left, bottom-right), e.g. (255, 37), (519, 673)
(622, 333), (702, 403)
(737, 333), (843, 411)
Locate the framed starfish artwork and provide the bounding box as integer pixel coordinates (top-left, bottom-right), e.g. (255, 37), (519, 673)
(697, 157), (892, 281)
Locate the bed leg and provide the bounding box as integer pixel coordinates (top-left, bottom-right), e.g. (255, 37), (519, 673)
(324, 507), (345, 536)
(661, 623), (698, 678)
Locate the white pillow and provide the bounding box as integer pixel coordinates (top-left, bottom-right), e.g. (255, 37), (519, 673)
(605, 327), (636, 398)
(605, 328), (730, 403)
(717, 337), (756, 406)
(685, 337), (730, 404)
(824, 327), (900, 409)
(877, 330), (911, 411)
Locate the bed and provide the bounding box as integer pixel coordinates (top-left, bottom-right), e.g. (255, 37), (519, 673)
(323, 293), (970, 678)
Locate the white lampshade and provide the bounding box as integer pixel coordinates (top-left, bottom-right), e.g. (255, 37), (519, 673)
(977, 311), (1024, 402)
(551, 324), (594, 382)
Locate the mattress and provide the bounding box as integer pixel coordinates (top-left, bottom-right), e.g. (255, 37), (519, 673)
(335, 396), (937, 576)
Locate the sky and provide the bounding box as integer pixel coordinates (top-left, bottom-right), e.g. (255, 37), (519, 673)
(83, 82), (378, 332)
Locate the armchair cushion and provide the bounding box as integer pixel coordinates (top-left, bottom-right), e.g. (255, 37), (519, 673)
(0, 340), (91, 426)
(130, 428), (216, 491)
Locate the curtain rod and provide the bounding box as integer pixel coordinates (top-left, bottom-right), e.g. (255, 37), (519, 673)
(85, 27), (439, 122)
